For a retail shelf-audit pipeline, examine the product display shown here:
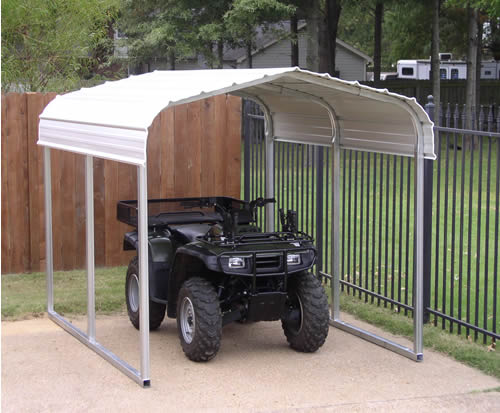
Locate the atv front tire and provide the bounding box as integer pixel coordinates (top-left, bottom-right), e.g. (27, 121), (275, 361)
(176, 277), (222, 362)
(281, 272), (329, 352)
(126, 257), (166, 331)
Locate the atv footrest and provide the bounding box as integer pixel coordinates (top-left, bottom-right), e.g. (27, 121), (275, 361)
(247, 292), (287, 322)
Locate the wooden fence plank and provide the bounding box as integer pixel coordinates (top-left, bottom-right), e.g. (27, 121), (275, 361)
(214, 95), (228, 196)
(201, 97), (216, 196)
(147, 113), (162, 198)
(1, 94), (11, 272)
(93, 157), (106, 267)
(174, 104), (189, 197)
(226, 96), (242, 198)
(186, 100), (202, 197)
(2, 94), (30, 273)
(160, 108), (175, 199)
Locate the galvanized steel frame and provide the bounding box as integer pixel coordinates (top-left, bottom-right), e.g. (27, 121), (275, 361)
(326, 106), (424, 362)
(44, 147), (152, 387)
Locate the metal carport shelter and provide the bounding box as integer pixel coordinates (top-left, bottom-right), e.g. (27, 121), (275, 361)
(38, 67), (435, 387)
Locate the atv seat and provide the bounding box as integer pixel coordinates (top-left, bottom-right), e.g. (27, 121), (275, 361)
(171, 224), (212, 243)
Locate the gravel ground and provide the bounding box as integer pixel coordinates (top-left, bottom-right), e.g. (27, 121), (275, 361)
(2, 312), (499, 412)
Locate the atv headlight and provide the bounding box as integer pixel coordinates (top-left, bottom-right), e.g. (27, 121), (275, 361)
(287, 253), (301, 265)
(228, 257), (246, 269)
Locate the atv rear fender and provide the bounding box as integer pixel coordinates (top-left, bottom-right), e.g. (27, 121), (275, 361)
(123, 231), (173, 303)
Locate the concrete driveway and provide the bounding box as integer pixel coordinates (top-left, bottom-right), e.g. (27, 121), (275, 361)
(2, 312), (499, 412)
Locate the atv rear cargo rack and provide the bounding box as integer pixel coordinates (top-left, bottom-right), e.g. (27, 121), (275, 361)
(117, 196), (249, 228)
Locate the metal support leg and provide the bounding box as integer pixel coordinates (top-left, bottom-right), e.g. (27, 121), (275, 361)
(44, 148), (54, 313)
(86, 156), (96, 342)
(414, 149), (425, 358)
(138, 165), (151, 385)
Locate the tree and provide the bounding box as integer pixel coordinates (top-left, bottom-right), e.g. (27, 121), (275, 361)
(1, 0), (119, 92)
(224, 0), (294, 68)
(431, 0), (441, 122)
(303, 0), (344, 75)
(373, 1), (384, 83)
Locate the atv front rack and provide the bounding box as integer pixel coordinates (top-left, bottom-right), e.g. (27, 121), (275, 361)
(201, 231), (314, 247)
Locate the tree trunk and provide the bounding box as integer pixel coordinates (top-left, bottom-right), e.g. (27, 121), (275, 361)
(217, 40), (224, 69)
(466, 6), (478, 132)
(475, 15), (482, 111)
(291, 14), (299, 67)
(306, 0), (321, 72)
(326, 0), (342, 76)
(246, 41), (253, 68)
(168, 50), (176, 70)
(431, 0), (440, 123)
(373, 1), (383, 84)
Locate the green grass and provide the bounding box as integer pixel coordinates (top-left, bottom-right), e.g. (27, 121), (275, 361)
(1, 266), (127, 320)
(340, 292), (500, 379)
(242, 138), (500, 338)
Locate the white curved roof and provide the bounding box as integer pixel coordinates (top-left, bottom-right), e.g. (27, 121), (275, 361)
(38, 67), (434, 165)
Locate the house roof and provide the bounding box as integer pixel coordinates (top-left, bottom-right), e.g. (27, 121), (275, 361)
(232, 22), (372, 65)
(38, 67), (434, 166)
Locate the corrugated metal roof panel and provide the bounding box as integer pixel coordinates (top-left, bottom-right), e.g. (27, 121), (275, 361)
(38, 67), (435, 165)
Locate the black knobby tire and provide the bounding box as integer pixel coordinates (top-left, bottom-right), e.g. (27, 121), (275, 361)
(126, 257), (166, 331)
(281, 272), (329, 352)
(176, 277), (222, 362)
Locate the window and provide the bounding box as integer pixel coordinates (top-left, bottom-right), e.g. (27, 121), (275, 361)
(401, 67), (414, 76)
(484, 70), (492, 75)
(440, 68), (447, 79)
(451, 69), (459, 79)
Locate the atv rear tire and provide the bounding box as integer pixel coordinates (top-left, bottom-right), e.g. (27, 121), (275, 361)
(281, 272), (329, 352)
(126, 257), (166, 331)
(176, 277), (222, 362)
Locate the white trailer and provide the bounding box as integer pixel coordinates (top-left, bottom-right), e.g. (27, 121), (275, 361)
(397, 59), (468, 80)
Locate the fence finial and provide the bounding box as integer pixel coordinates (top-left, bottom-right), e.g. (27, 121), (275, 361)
(425, 95), (435, 122)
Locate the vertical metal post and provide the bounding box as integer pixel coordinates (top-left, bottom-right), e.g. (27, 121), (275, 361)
(414, 144), (425, 359)
(243, 101), (251, 202)
(86, 155), (96, 341)
(264, 116), (274, 232)
(138, 165), (150, 385)
(44, 147), (54, 313)
(331, 141), (341, 320)
(423, 96), (435, 323)
(316, 146), (324, 276)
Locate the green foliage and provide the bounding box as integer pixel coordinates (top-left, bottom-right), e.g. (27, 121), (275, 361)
(225, 0), (295, 46)
(118, 0), (295, 68)
(1, 0), (120, 92)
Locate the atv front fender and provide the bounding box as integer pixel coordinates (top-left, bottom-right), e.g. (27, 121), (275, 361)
(166, 246), (221, 318)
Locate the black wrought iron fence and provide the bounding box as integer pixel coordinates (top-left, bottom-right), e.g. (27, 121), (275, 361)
(241, 98), (500, 344)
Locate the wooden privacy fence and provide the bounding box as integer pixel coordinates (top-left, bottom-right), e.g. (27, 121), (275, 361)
(1, 93), (242, 274)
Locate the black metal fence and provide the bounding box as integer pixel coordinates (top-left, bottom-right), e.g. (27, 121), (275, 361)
(242, 98), (500, 344)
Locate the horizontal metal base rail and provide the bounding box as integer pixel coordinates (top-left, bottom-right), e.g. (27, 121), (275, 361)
(330, 318), (422, 361)
(48, 310), (150, 387)
(426, 308), (500, 340)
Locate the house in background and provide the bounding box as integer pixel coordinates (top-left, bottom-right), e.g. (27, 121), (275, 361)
(231, 22), (372, 81)
(116, 22), (372, 81)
